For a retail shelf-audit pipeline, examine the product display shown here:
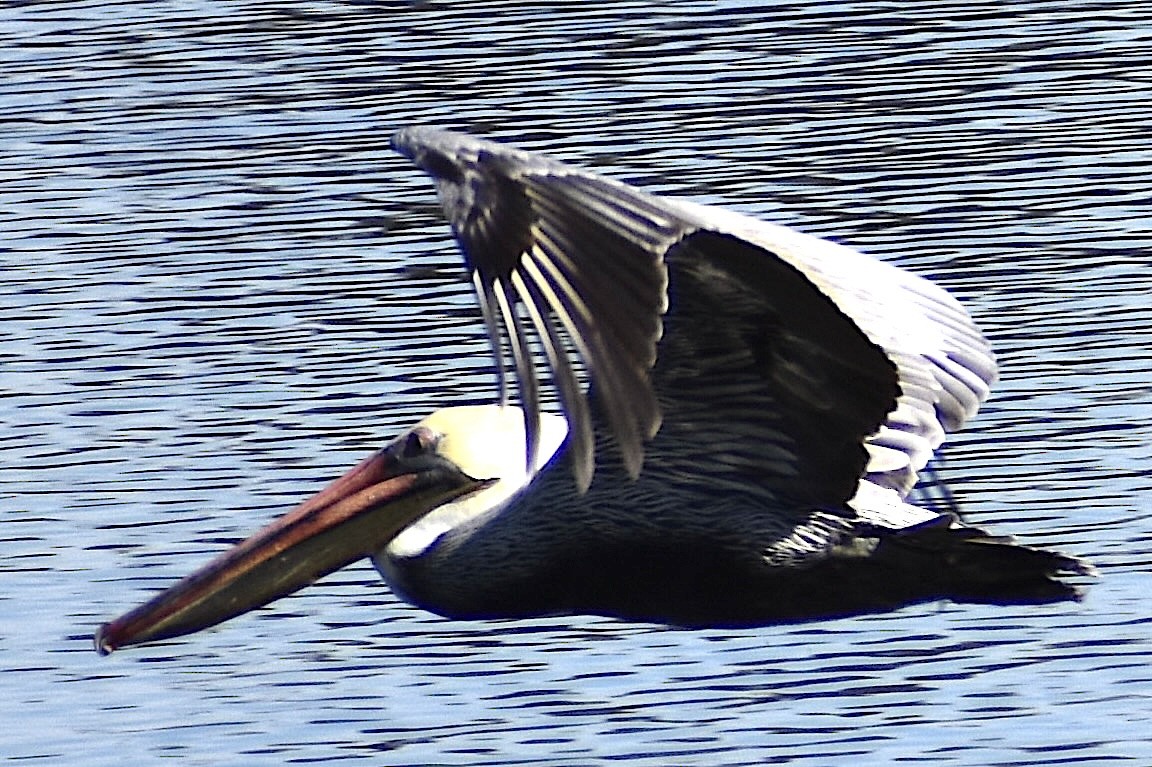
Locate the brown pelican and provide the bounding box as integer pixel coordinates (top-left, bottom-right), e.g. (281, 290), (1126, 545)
(95, 128), (1091, 654)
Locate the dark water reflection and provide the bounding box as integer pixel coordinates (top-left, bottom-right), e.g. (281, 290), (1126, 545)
(3, 1), (1151, 764)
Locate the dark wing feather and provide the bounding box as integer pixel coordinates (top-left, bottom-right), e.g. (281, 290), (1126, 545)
(392, 128), (683, 490)
(654, 230), (899, 509)
(659, 198), (997, 498)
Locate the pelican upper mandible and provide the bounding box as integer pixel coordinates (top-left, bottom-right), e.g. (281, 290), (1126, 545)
(95, 128), (1091, 654)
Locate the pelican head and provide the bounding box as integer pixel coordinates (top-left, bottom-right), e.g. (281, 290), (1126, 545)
(95, 405), (567, 654)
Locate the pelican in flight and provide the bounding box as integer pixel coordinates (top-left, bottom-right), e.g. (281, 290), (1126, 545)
(95, 128), (1090, 654)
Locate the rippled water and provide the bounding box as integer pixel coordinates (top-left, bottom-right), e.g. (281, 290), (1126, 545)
(4, 1), (1151, 764)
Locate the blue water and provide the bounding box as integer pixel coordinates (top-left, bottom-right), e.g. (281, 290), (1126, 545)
(3, 1), (1151, 764)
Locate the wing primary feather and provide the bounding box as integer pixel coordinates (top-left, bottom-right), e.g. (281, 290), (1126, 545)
(528, 227), (598, 325)
(529, 239), (648, 478)
(528, 185), (672, 303)
(530, 229), (662, 447)
(534, 174), (681, 247)
(532, 217), (664, 365)
(520, 251), (594, 490)
(492, 276), (542, 476)
(511, 261), (594, 492)
(472, 270), (509, 407)
(531, 224), (662, 402)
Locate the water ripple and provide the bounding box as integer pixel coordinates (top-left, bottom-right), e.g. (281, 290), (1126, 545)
(3, 0), (1151, 765)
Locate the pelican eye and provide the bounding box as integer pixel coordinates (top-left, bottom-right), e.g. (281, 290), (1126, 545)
(400, 426), (440, 460)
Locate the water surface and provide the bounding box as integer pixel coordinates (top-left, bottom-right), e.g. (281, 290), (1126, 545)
(3, 1), (1151, 764)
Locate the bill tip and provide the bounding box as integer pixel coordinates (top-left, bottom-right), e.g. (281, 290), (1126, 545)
(93, 623), (116, 656)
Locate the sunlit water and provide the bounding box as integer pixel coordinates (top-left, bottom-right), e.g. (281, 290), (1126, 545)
(3, 1), (1151, 764)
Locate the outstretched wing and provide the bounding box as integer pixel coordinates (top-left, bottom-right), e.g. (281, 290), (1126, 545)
(393, 127), (684, 491)
(392, 127), (996, 501)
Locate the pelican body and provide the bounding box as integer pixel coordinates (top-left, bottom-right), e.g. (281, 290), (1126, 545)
(95, 128), (1090, 654)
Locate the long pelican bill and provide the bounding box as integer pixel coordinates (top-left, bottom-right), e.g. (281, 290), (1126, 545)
(95, 438), (487, 655)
